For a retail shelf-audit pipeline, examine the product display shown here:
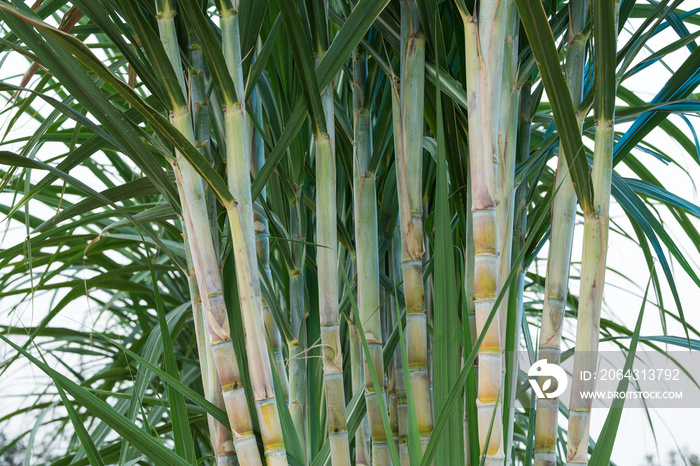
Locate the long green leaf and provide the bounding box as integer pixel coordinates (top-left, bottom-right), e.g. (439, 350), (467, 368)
(514, 0), (594, 214)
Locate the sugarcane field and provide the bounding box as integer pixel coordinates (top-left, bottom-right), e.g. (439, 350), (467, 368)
(1, 0), (700, 465)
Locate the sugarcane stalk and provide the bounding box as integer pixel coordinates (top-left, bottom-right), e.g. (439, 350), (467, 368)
(461, 0), (510, 458)
(279, 0), (350, 457)
(172, 117), (263, 465)
(288, 200), (307, 459)
(567, 1), (619, 463)
(505, 84), (532, 466)
(187, 239), (234, 462)
(188, 29), (238, 466)
(218, 3), (288, 464)
(189, 34), (218, 249)
(156, 3), (255, 463)
(387, 229), (401, 455)
(219, 2), (288, 393)
(497, 5), (520, 461)
(317, 92), (352, 465)
(350, 317), (370, 465)
(390, 207), (408, 463)
(534, 1), (588, 463)
(353, 49), (390, 465)
(464, 124), (477, 466)
(395, 1), (431, 454)
(249, 43), (289, 400)
(190, 271), (238, 465)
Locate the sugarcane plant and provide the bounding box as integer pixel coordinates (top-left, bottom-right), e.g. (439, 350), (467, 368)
(1, 0), (700, 465)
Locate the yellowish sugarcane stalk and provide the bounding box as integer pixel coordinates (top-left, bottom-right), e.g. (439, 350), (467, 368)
(461, 0), (509, 458)
(156, 4), (256, 463)
(464, 139), (477, 466)
(534, 0), (588, 463)
(353, 49), (390, 465)
(218, 4), (288, 464)
(394, 2), (431, 454)
(190, 276), (237, 465)
(171, 117), (263, 465)
(567, 1), (619, 463)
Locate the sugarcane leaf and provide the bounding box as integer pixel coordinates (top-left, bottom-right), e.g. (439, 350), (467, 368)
(251, 0), (391, 200)
(177, 0), (239, 104)
(43, 373), (106, 466)
(0, 2), (234, 207)
(0, 3), (181, 208)
(625, 178), (700, 217)
(0, 82), (120, 149)
(340, 269), (400, 464)
(614, 44), (700, 163)
(589, 277), (650, 464)
(247, 13), (281, 101)
(0, 151), (183, 267)
(69, 0), (165, 104)
(612, 172), (699, 343)
(421, 157), (556, 465)
(115, 0), (187, 110)
(278, 0), (326, 134)
(432, 36), (463, 464)
(144, 249), (196, 464)
(36, 177), (161, 231)
(0, 334), (191, 466)
(514, 0), (594, 214)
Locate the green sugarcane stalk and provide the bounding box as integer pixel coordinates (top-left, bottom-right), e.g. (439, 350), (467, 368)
(156, 4), (255, 463)
(188, 32), (216, 244)
(288, 202), (307, 459)
(395, 1), (431, 455)
(390, 208), (408, 463)
(317, 88), (352, 465)
(187, 29), (237, 465)
(567, 1), (619, 463)
(497, 5), (520, 460)
(534, 1), (588, 463)
(350, 317), (370, 465)
(505, 83), (532, 466)
(310, 1), (353, 456)
(249, 42), (289, 400)
(219, 2), (286, 361)
(461, 0), (509, 458)
(387, 226), (402, 455)
(218, 3), (288, 464)
(353, 49), (390, 465)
